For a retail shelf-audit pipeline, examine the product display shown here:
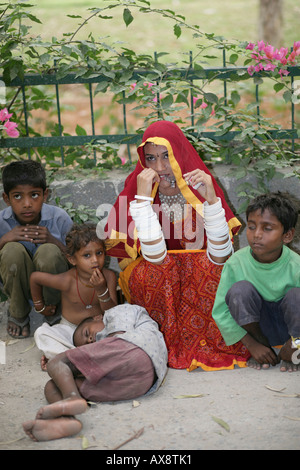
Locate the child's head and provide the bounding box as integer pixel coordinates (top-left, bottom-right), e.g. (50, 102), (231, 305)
(73, 315), (105, 347)
(246, 192), (298, 263)
(65, 223), (106, 273)
(65, 223), (105, 257)
(1, 160), (48, 225)
(246, 192), (298, 234)
(2, 160), (47, 195)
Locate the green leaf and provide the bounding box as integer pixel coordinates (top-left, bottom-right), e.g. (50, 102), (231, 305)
(274, 82), (285, 93)
(174, 24), (181, 38)
(123, 8), (133, 27)
(75, 125), (87, 136)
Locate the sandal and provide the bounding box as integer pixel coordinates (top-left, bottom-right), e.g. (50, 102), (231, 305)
(7, 314), (30, 339)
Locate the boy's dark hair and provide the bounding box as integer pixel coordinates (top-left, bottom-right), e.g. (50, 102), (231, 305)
(65, 223), (105, 256)
(73, 316), (94, 346)
(1, 160), (47, 195)
(246, 192), (299, 233)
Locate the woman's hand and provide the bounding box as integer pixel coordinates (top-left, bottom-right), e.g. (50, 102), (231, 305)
(184, 169), (218, 205)
(137, 168), (160, 199)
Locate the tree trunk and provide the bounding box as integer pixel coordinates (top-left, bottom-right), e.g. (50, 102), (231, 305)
(258, 0), (283, 48)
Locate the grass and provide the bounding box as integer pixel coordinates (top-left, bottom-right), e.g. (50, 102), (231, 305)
(30, 0), (300, 57)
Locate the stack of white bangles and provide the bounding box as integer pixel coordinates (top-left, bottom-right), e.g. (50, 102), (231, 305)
(129, 196), (167, 263)
(203, 197), (233, 264)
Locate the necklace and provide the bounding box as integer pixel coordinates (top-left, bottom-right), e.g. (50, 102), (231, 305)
(76, 270), (95, 309)
(159, 191), (186, 222)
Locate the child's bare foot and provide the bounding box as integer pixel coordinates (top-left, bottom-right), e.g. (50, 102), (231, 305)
(279, 339), (300, 372)
(40, 355), (48, 371)
(247, 357), (271, 370)
(279, 360), (300, 372)
(36, 398), (88, 420)
(23, 417), (82, 441)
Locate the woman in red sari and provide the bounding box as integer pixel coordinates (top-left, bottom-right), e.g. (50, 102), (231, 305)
(105, 121), (250, 371)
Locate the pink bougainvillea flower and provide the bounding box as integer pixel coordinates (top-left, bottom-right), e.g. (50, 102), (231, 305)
(200, 102), (208, 109)
(278, 68), (290, 79)
(247, 65), (255, 76)
(0, 108), (13, 122)
(257, 40), (265, 51)
(130, 83), (137, 91)
(288, 51), (297, 64)
(4, 120), (19, 137)
(264, 45), (275, 59)
(120, 157), (126, 165)
(293, 41), (300, 54)
(263, 62), (276, 72)
(246, 42), (255, 50)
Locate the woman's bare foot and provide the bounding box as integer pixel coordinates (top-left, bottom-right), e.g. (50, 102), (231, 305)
(36, 398), (88, 420)
(247, 357), (271, 370)
(23, 417), (82, 441)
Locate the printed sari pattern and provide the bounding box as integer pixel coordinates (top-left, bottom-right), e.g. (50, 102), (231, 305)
(120, 250), (250, 371)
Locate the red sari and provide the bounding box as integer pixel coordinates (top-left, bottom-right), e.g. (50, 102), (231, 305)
(105, 121), (250, 371)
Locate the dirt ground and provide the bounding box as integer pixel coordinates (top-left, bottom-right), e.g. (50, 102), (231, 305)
(0, 300), (300, 453)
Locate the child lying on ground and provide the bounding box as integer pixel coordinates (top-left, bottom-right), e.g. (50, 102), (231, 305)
(212, 192), (300, 372)
(23, 304), (168, 441)
(32, 223), (118, 369)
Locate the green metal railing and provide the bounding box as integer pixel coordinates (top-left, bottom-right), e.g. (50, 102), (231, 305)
(1, 54), (299, 164)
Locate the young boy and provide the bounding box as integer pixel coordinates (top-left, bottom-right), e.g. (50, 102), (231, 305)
(22, 304), (168, 442)
(212, 192), (300, 372)
(32, 223), (118, 369)
(0, 160), (73, 338)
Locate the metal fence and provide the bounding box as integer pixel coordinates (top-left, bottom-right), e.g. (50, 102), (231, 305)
(1, 53), (299, 164)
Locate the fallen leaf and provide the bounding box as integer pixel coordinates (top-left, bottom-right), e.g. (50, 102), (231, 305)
(211, 415), (230, 432)
(112, 427), (144, 450)
(265, 385), (286, 393)
(174, 394), (206, 399)
(132, 400), (140, 408)
(81, 436), (90, 450)
(0, 436), (26, 446)
(20, 341), (35, 353)
(284, 416), (300, 421)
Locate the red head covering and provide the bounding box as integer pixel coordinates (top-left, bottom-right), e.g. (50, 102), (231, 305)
(104, 121), (241, 267)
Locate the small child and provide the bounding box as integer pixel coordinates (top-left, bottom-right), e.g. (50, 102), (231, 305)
(212, 192), (300, 372)
(32, 223), (118, 369)
(0, 160), (73, 338)
(22, 304), (168, 442)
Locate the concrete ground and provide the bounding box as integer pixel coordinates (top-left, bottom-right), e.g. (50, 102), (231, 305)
(0, 301), (299, 452)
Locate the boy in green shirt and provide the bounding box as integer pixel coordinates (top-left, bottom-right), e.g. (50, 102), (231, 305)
(212, 192), (300, 372)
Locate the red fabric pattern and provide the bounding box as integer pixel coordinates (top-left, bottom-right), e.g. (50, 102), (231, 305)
(127, 251), (250, 371)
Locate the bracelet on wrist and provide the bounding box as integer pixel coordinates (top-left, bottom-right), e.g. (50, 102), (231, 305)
(98, 296), (111, 303)
(134, 195), (154, 202)
(35, 305), (46, 314)
(97, 287), (109, 298)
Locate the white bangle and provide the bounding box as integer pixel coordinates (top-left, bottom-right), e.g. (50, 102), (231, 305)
(97, 287), (109, 298)
(134, 195), (154, 202)
(142, 250), (167, 263)
(35, 305), (46, 314)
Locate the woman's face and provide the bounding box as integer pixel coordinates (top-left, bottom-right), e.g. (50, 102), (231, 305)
(143, 142), (176, 191)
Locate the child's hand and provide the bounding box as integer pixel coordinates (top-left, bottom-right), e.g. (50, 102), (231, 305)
(42, 305), (57, 317)
(89, 268), (107, 294)
(184, 170), (218, 205)
(24, 225), (53, 244)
